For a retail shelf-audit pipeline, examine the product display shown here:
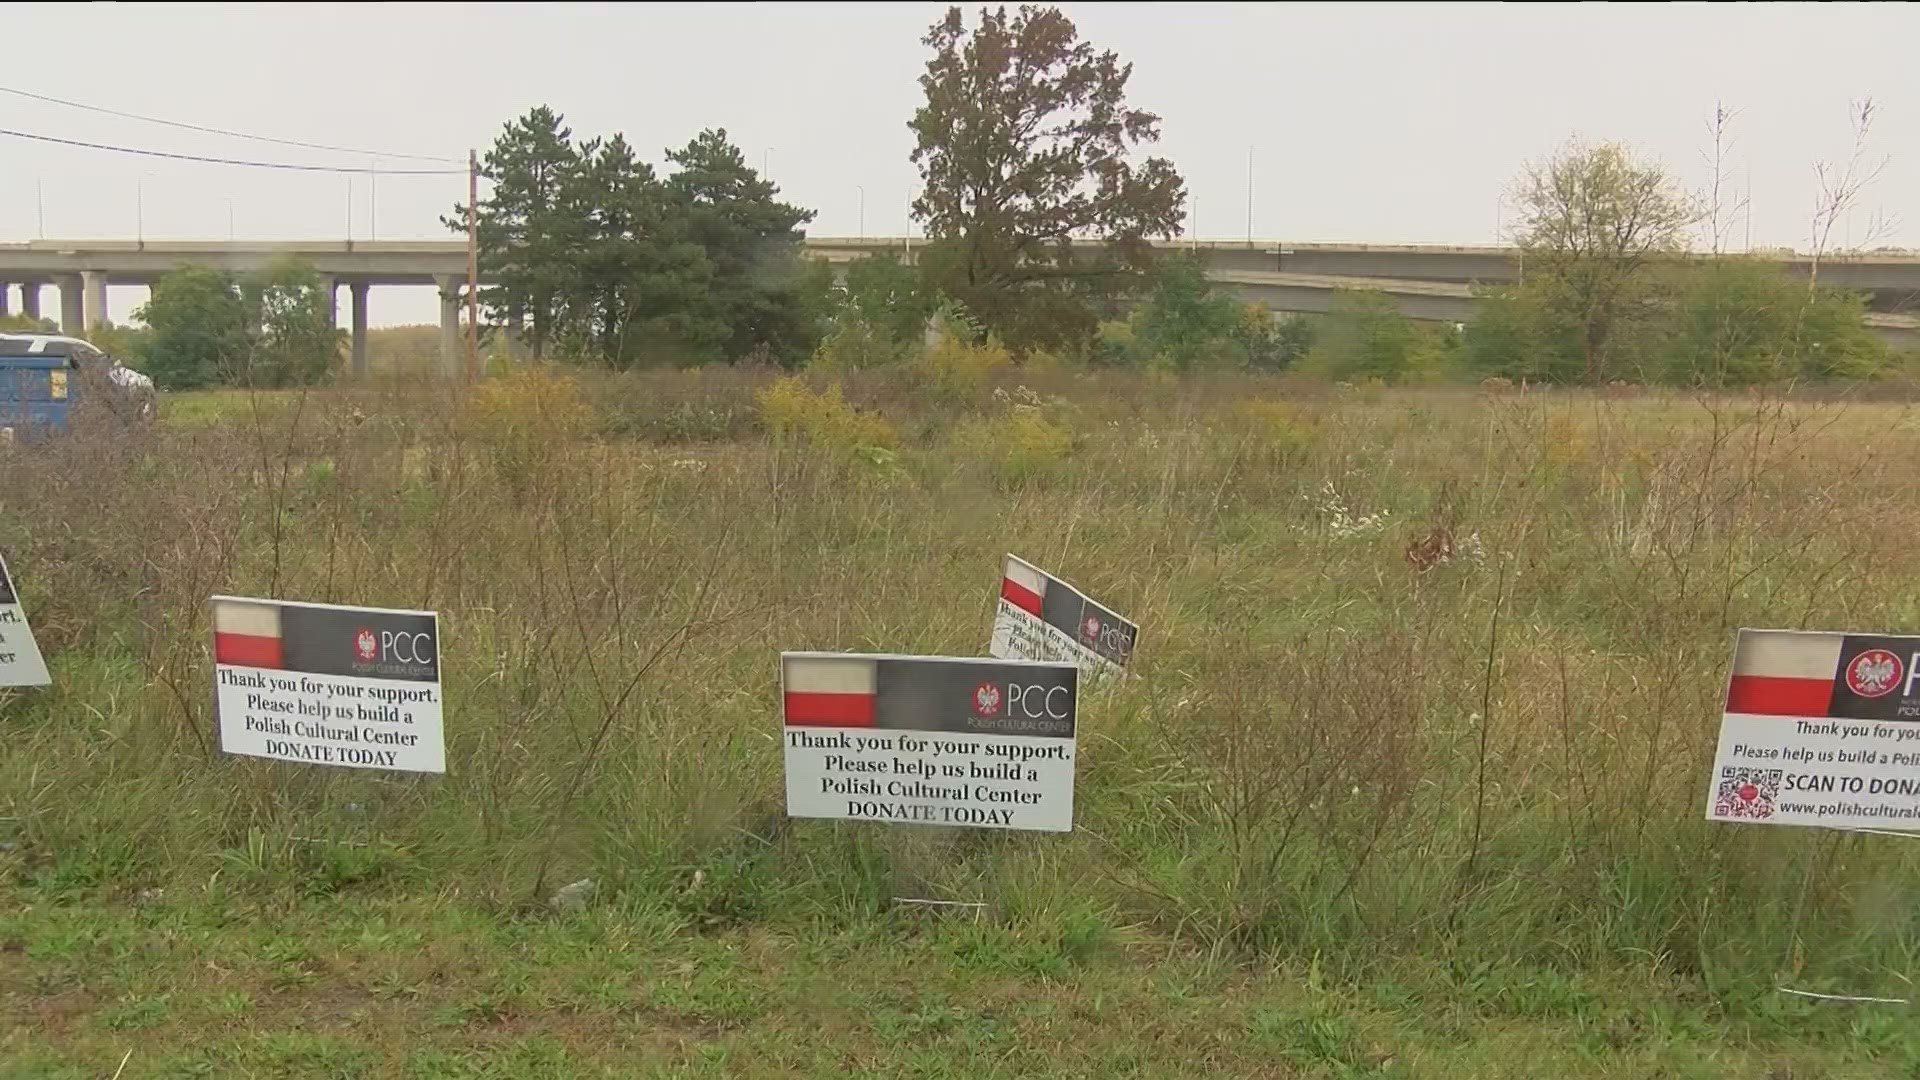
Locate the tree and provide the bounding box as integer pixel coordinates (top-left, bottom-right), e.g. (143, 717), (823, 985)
(666, 128), (820, 364)
(813, 254), (936, 371)
(1461, 281), (1584, 384)
(243, 258), (342, 386)
(841, 253), (935, 352)
(459, 106), (583, 360)
(1246, 310), (1316, 372)
(458, 111), (825, 367)
(1300, 290), (1439, 384)
(910, 5), (1185, 354)
(1656, 260), (1886, 386)
(559, 133), (717, 367)
(1132, 256), (1240, 369)
(1512, 140), (1698, 383)
(132, 266), (252, 390)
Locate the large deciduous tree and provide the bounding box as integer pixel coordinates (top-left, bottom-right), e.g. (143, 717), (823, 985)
(1512, 140), (1698, 383)
(133, 266), (252, 390)
(134, 258), (339, 389)
(910, 5), (1185, 353)
(243, 257), (342, 387)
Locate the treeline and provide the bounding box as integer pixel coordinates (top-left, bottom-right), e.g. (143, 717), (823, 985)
(108, 7), (1904, 390)
(458, 111), (824, 367)
(456, 5), (1185, 372)
(73, 259), (340, 391)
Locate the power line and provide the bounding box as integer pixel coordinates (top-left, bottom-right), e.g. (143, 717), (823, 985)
(0, 84), (461, 164)
(0, 127), (465, 175)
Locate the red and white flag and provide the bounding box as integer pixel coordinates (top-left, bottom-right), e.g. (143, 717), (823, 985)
(212, 598), (283, 668)
(1000, 557), (1047, 617)
(782, 654), (877, 728)
(1724, 630), (1845, 717)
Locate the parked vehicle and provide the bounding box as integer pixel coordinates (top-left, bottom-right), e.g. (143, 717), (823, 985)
(0, 333), (156, 441)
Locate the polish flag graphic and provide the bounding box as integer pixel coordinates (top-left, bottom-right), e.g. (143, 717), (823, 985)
(1000, 556), (1047, 617)
(213, 598), (283, 669)
(1725, 630), (1843, 717)
(783, 654), (877, 728)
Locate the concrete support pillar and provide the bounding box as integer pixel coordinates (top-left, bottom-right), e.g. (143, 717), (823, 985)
(0, 284), (9, 319)
(435, 275), (462, 380)
(19, 283), (40, 322)
(57, 275), (83, 335)
(81, 270), (109, 331)
(319, 275), (337, 329)
(349, 282), (369, 379)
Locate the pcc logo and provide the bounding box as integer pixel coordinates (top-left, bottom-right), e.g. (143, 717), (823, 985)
(350, 625), (435, 669)
(969, 679), (1070, 721)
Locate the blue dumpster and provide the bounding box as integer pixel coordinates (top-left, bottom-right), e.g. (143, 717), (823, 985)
(0, 334), (156, 442)
(0, 351), (73, 441)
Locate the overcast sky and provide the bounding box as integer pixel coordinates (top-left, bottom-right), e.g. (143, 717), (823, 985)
(3, 2), (1916, 326)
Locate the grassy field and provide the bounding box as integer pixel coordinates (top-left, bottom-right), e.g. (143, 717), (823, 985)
(4, 367), (1920, 1077)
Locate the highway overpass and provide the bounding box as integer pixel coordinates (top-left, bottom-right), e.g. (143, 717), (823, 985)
(2, 237), (1915, 373)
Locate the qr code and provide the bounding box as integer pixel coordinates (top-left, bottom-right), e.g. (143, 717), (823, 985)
(1714, 767), (1782, 819)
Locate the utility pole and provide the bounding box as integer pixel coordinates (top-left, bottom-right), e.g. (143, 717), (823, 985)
(1245, 146), (1254, 245)
(36, 177), (44, 239)
(1745, 166), (1753, 252)
(466, 149), (479, 381)
(856, 185), (865, 241)
(345, 177), (354, 241)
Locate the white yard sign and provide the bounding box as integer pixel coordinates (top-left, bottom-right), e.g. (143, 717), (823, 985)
(782, 652), (1078, 832)
(1707, 628), (1920, 831)
(0, 552), (49, 687)
(989, 554), (1138, 674)
(212, 596), (445, 773)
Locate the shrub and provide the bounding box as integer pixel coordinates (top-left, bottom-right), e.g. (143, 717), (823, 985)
(955, 408), (1073, 489)
(754, 376), (897, 455)
(917, 331), (1013, 398)
(1092, 319), (1139, 367)
(134, 259), (342, 389)
(810, 313), (904, 373)
(1300, 289), (1443, 384)
(0, 313), (58, 334)
(1656, 259), (1888, 385)
(467, 365), (595, 497)
(1133, 256), (1241, 371)
(133, 266), (254, 390)
(243, 258), (343, 387)
(1236, 305), (1315, 371)
(1233, 399), (1321, 465)
(839, 253), (935, 354)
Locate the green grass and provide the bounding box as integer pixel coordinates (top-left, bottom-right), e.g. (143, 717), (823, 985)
(4, 890), (1911, 1077)
(5, 369), (1920, 1074)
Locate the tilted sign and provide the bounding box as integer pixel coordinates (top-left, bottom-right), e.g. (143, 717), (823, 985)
(212, 596), (445, 773)
(990, 554), (1138, 673)
(782, 652), (1077, 832)
(0, 552), (49, 687)
(1707, 628), (1920, 831)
